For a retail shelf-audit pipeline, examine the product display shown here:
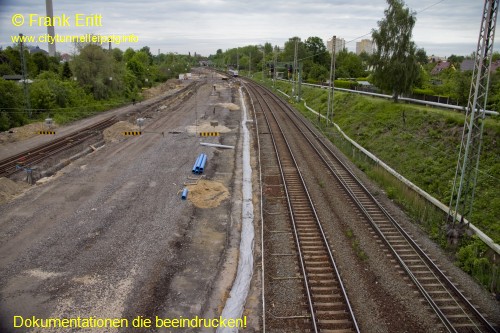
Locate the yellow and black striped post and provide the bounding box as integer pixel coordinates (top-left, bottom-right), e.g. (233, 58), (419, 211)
(35, 131), (56, 135)
(123, 131), (142, 136)
(199, 132), (220, 137)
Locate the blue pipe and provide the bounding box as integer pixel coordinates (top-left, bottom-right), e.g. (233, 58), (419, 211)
(181, 188), (188, 200)
(196, 153), (205, 173)
(199, 154), (207, 173)
(195, 153), (206, 174)
(192, 155), (202, 173)
(194, 153), (205, 174)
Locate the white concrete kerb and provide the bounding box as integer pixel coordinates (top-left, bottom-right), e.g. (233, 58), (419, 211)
(217, 87), (255, 332)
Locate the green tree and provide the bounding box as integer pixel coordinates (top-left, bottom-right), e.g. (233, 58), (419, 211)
(371, 0), (420, 101)
(32, 52), (49, 75)
(71, 44), (120, 99)
(336, 50), (365, 78)
(304, 36), (329, 65)
(0, 79), (25, 130)
(281, 37), (309, 63)
(61, 61), (72, 79)
(416, 48), (428, 64)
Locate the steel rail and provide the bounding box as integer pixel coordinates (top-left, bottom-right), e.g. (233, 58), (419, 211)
(249, 78), (497, 333)
(0, 116), (117, 177)
(246, 82), (360, 333)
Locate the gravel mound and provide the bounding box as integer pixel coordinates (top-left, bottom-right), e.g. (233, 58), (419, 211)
(142, 79), (182, 99)
(216, 102), (240, 111)
(0, 177), (30, 204)
(186, 179), (229, 208)
(0, 122), (59, 144)
(103, 121), (139, 143)
(185, 121), (231, 134)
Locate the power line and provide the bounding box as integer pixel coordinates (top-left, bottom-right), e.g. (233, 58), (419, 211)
(296, 0), (448, 62)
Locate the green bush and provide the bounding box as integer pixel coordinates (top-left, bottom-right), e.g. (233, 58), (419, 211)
(0, 79), (27, 130)
(334, 80), (358, 89)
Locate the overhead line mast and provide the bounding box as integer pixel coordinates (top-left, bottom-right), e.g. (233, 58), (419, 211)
(448, 0), (499, 233)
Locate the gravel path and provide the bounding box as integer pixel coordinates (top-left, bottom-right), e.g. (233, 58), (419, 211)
(0, 73), (244, 333)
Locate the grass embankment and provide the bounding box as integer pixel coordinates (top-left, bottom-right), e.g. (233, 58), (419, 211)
(255, 76), (499, 292)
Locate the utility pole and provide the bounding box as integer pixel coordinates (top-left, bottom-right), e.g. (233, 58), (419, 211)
(249, 52), (251, 77)
(298, 62), (302, 102)
(273, 47), (278, 89)
(19, 34), (32, 118)
(292, 38), (298, 100)
(261, 48), (265, 80)
(448, 0), (498, 235)
(326, 35), (336, 124)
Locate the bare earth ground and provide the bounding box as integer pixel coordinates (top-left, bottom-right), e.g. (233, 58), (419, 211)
(0, 73), (249, 332)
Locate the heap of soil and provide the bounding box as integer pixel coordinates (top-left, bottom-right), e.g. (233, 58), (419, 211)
(0, 177), (30, 204)
(142, 79), (183, 99)
(216, 102), (240, 111)
(103, 121), (139, 143)
(185, 179), (229, 208)
(185, 121), (231, 134)
(0, 122), (59, 144)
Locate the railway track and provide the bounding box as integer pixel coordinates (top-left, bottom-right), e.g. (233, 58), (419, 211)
(244, 78), (497, 333)
(0, 116), (117, 178)
(247, 82), (359, 332)
(0, 81), (198, 179)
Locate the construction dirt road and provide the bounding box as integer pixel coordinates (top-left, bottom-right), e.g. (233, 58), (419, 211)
(0, 70), (259, 332)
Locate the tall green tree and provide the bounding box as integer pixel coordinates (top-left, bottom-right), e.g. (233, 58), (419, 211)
(0, 79), (25, 130)
(304, 36), (329, 65)
(371, 0), (419, 102)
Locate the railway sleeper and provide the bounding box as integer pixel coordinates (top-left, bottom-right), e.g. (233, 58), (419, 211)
(301, 246), (328, 252)
(439, 305), (471, 314)
(309, 279), (337, 286)
(300, 230), (323, 235)
(313, 301), (347, 311)
(307, 266), (334, 273)
(317, 318), (354, 330)
(310, 286), (339, 294)
(307, 269), (333, 275)
(315, 310), (350, 319)
(317, 329), (356, 333)
(305, 259), (330, 266)
(444, 313), (477, 323)
(301, 240), (325, 246)
(299, 235), (322, 240)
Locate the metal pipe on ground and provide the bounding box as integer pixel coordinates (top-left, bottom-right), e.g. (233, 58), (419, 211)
(192, 155), (202, 173)
(181, 188), (189, 200)
(199, 154), (207, 173)
(195, 154), (205, 174)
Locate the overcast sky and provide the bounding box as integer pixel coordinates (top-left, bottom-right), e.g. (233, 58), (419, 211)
(1, 0), (498, 57)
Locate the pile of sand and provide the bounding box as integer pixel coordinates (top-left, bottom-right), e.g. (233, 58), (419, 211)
(185, 179), (229, 208)
(0, 177), (30, 204)
(142, 79), (182, 99)
(216, 103), (240, 111)
(103, 121), (139, 143)
(185, 121), (231, 134)
(0, 122), (59, 144)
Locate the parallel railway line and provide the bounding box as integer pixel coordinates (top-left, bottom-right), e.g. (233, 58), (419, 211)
(244, 78), (497, 333)
(0, 116), (117, 178)
(247, 82), (359, 332)
(0, 81), (197, 179)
